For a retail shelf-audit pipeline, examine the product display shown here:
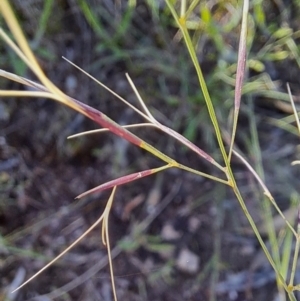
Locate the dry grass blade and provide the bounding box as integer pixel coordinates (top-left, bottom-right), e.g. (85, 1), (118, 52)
(101, 187), (118, 301)
(233, 149), (297, 237)
(125, 73), (156, 122)
(67, 123), (156, 139)
(38, 247), (121, 300)
(63, 57), (152, 122)
(287, 83), (300, 136)
(12, 187), (118, 300)
(0, 0), (64, 98)
(228, 0), (249, 162)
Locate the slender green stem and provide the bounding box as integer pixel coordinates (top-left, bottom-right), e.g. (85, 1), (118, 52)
(247, 98), (282, 287)
(165, 0), (229, 171)
(230, 173), (289, 292)
(288, 213), (300, 289)
(177, 164), (229, 186)
(288, 292), (297, 301)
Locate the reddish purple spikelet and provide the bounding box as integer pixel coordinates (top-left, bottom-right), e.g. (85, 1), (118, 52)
(70, 96), (142, 146)
(76, 169), (153, 199)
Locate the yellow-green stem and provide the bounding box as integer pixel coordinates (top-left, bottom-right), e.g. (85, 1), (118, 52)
(229, 169), (289, 293)
(165, 0), (230, 172)
(177, 164), (229, 186)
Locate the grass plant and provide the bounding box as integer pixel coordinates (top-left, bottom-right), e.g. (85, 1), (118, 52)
(1, 0), (300, 300)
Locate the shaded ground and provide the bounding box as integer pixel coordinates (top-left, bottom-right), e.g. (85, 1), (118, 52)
(1, 1), (300, 301)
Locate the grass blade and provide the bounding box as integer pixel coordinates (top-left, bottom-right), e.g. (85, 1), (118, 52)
(228, 0), (249, 162)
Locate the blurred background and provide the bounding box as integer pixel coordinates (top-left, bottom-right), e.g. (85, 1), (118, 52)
(1, 1), (300, 300)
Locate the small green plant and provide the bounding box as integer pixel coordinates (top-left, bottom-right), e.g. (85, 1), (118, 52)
(1, 1), (300, 301)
